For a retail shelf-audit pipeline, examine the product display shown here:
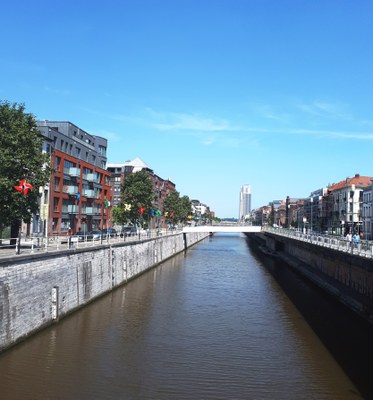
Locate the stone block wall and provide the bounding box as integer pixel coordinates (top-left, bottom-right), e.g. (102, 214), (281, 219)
(261, 232), (373, 324)
(0, 232), (208, 352)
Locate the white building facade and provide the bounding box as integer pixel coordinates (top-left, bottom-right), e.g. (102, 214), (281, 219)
(239, 184), (251, 222)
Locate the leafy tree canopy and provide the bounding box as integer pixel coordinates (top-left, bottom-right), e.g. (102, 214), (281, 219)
(114, 170), (154, 227)
(0, 101), (51, 231)
(163, 192), (191, 225)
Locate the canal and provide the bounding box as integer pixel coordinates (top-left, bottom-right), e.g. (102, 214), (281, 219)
(0, 233), (372, 399)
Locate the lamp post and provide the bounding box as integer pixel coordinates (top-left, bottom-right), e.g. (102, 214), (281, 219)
(310, 197), (313, 232)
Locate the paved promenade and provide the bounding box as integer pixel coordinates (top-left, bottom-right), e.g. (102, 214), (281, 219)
(264, 226), (373, 259)
(2, 226), (372, 260)
(0, 229), (178, 259)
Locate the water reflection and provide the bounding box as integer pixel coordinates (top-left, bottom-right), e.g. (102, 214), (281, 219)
(0, 233), (369, 399)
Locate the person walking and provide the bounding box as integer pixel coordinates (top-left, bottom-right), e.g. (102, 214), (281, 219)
(345, 232), (352, 250)
(353, 232), (360, 251)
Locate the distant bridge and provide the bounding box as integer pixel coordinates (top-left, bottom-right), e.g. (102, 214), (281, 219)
(182, 225), (262, 233)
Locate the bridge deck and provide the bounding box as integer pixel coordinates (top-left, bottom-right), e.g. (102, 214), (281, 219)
(182, 225), (262, 233)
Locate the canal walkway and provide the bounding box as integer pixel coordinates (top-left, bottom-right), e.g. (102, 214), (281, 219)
(264, 226), (373, 259)
(0, 228), (180, 258)
(2, 226), (373, 260)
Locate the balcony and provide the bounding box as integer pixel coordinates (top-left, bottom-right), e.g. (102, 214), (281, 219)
(63, 185), (79, 195)
(68, 205), (79, 214)
(84, 207), (100, 215)
(85, 173), (101, 184)
(62, 205), (79, 214)
(83, 189), (98, 199)
(64, 167), (81, 177)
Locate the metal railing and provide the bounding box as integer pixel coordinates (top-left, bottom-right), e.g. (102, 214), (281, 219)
(263, 226), (373, 259)
(0, 229), (182, 258)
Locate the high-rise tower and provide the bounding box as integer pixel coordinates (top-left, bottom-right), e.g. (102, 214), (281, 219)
(239, 185), (251, 221)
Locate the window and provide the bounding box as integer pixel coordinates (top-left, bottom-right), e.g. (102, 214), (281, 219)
(98, 145), (106, 156)
(64, 159), (74, 169)
(43, 143), (51, 153)
(55, 156), (61, 171)
(53, 198), (59, 212)
(54, 177), (60, 191)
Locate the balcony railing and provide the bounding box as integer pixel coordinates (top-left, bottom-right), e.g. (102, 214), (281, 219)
(82, 189), (98, 199)
(62, 185), (79, 195)
(83, 207), (100, 215)
(68, 205), (79, 214)
(84, 173), (101, 183)
(62, 205), (79, 214)
(64, 167), (81, 177)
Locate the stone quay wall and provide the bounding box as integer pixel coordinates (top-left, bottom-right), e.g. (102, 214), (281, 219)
(253, 232), (373, 324)
(0, 232), (208, 353)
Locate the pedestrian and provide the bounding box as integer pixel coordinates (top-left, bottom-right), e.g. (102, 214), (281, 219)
(345, 232), (352, 250)
(353, 232), (360, 249)
(346, 232), (352, 250)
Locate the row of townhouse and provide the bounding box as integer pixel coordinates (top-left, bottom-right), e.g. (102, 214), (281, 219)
(28, 121), (212, 238)
(252, 174), (373, 239)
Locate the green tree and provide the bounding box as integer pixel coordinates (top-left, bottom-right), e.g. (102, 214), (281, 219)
(111, 205), (124, 226)
(117, 170), (154, 227)
(0, 101), (51, 241)
(179, 195), (192, 224)
(163, 192), (191, 225)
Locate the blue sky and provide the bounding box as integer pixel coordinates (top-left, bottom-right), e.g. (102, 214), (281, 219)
(1, 0), (373, 218)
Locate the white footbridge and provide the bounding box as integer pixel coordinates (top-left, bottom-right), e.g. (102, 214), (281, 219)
(182, 225), (262, 233)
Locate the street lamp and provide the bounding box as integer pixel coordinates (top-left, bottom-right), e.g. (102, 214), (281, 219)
(310, 197), (313, 232)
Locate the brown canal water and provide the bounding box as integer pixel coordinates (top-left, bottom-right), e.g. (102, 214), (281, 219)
(0, 233), (371, 399)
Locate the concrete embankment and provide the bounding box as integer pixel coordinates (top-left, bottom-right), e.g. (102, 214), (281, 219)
(0, 232), (208, 353)
(249, 232), (373, 325)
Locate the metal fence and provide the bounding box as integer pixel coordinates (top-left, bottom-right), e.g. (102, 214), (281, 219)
(0, 229), (181, 258)
(264, 227), (373, 259)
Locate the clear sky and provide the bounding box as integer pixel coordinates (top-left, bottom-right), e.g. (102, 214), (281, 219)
(1, 0), (373, 218)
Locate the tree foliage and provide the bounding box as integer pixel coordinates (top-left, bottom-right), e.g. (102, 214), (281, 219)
(0, 101), (51, 235)
(115, 170), (154, 227)
(163, 191), (191, 225)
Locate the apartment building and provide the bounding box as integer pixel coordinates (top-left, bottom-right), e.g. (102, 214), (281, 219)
(37, 121), (112, 236)
(362, 184), (373, 239)
(107, 157), (176, 228)
(325, 174), (371, 235)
